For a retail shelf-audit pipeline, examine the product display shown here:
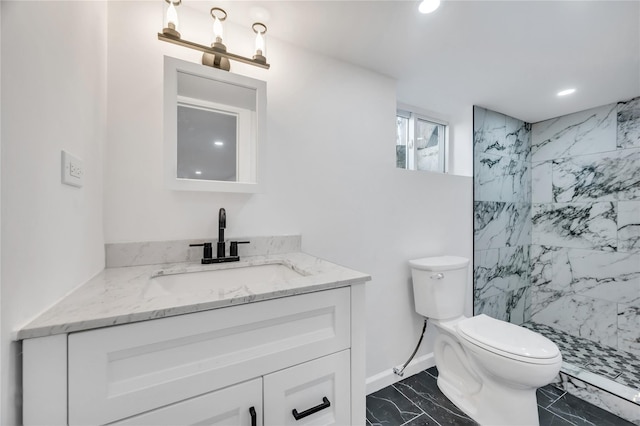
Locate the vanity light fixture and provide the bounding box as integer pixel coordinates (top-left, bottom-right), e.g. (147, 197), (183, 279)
(157, 3), (270, 70)
(419, 0), (441, 14)
(163, 0), (181, 37)
(252, 23), (267, 64)
(557, 88), (576, 97)
(202, 7), (230, 70)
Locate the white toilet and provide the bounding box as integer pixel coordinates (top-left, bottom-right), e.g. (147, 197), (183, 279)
(409, 256), (562, 426)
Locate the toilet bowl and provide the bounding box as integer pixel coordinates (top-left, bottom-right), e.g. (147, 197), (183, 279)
(409, 256), (562, 426)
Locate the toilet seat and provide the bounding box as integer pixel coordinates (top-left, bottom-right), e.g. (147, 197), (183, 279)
(457, 315), (561, 365)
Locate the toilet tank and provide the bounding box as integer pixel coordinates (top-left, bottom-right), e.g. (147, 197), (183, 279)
(409, 256), (470, 320)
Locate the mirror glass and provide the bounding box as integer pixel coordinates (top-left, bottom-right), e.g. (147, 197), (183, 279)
(164, 56), (266, 192)
(177, 105), (237, 181)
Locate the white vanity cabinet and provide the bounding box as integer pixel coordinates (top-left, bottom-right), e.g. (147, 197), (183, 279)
(112, 350), (350, 426)
(22, 284), (367, 426)
(111, 377), (263, 426)
(264, 350), (351, 425)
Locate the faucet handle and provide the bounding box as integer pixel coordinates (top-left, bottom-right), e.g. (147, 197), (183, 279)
(229, 241), (250, 257)
(189, 242), (213, 264)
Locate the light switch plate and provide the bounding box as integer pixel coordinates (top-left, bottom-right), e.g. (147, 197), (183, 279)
(61, 150), (83, 188)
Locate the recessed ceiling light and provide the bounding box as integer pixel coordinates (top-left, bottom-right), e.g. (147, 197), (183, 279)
(195, 170), (202, 175)
(213, 141), (224, 146)
(557, 88), (576, 97)
(419, 0), (440, 14)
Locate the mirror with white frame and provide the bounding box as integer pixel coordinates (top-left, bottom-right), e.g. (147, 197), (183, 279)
(164, 56), (266, 192)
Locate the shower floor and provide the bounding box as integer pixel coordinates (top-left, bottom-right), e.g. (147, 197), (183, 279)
(523, 322), (640, 393)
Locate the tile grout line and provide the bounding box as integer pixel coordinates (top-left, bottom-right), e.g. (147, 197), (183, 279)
(397, 371), (481, 425)
(399, 413), (423, 426)
(392, 383), (428, 417)
(368, 392), (426, 425)
(393, 383), (444, 426)
(419, 369), (463, 425)
(544, 389), (568, 409)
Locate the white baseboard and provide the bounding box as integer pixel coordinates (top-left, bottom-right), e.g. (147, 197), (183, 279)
(365, 352), (436, 395)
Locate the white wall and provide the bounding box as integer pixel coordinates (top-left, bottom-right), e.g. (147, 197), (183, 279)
(450, 106), (474, 176)
(105, 1), (473, 392)
(0, 2), (3, 421)
(393, 101), (473, 177)
(1, 2), (107, 423)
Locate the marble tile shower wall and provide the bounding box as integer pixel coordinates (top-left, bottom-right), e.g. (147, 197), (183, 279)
(530, 98), (640, 356)
(473, 107), (532, 324)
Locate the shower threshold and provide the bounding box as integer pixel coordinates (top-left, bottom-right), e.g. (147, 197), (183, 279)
(523, 322), (640, 424)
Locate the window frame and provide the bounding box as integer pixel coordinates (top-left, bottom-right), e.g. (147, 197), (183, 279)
(396, 106), (449, 174)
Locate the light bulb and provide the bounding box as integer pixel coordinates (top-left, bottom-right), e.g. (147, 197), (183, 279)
(419, 0), (440, 14)
(213, 16), (224, 42)
(255, 31), (265, 55)
(166, 2), (178, 30)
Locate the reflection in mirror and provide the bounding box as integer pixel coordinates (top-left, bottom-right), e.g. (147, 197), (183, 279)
(164, 56), (266, 192)
(177, 104), (237, 181)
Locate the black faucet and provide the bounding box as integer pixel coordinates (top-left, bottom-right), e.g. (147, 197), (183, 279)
(217, 208), (227, 258)
(189, 208), (250, 264)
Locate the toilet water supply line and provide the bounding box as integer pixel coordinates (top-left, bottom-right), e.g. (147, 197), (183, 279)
(393, 318), (428, 377)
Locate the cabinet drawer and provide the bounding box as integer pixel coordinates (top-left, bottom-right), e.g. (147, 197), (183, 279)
(112, 378), (262, 426)
(68, 287), (350, 425)
(264, 350), (351, 426)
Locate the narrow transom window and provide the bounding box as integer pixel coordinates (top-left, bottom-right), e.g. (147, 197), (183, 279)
(396, 109), (447, 173)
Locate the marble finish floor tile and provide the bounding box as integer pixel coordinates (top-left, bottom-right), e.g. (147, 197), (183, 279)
(537, 384), (566, 408)
(401, 414), (440, 426)
(366, 385), (424, 425)
(545, 390), (636, 426)
(393, 372), (478, 426)
(538, 406), (579, 426)
(367, 365), (634, 426)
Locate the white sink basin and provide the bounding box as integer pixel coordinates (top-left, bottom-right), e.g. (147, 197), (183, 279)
(149, 263), (304, 295)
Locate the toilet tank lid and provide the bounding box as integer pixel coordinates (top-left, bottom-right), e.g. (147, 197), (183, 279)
(457, 314), (560, 360)
(409, 256), (469, 271)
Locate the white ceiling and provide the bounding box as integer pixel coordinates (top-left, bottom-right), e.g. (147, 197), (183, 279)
(190, 0), (640, 123)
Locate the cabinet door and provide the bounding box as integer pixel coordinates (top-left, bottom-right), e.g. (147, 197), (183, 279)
(264, 350), (350, 426)
(68, 287), (350, 425)
(112, 378), (262, 426)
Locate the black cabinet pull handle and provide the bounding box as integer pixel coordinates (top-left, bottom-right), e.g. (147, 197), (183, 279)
(249, 406), (257, 426)
(292, 397), (331, 421)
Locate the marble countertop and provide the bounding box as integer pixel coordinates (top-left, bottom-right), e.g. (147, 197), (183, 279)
(17, 252), (371, 340)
